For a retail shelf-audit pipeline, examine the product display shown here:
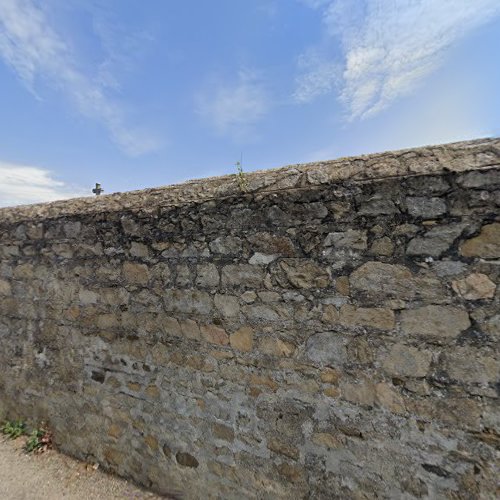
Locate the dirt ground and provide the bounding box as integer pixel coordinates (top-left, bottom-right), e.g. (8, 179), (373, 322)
(0, 436), (165, 499)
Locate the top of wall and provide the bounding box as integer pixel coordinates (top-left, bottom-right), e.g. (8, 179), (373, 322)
(1, 137), (499, 224)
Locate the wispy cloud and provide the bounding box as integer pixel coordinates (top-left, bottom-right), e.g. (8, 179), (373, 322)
(196, 70), (270, 139)
(0, 162), (86, 208)
(0, 0), (159, 155)
(296, 0), (500, 119)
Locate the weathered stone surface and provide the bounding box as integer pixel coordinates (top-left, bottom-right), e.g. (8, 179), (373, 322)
(305, 332), (346, 366)
(176, 452), (199, 468)
(278, 260), (330, 289)
(259, 337), (295, 357)
(375, 383), (406, 414)
(164, 289), (213, 315)
(460, 223), (500, 258)
(452, 273), (496, 300)
(214, 294), (239, 318)
(209, 236), (242, 255)
(229, 326), (254, 352)
(341, 379), (376, 406)
(324, 229), (367, 250)
(339, 305), (395, 330)
(349, 262), (444, 301)
(443, 348), (499, 385)
(407, 223), (468, 257)
(407, 197), (447, 218)
(200, 324), (229, 345)
(130, 242), (149, 258)
(122, 261), (149, 286)
(383, 344), (432, 377)
(0, 139), (499, 499)
(369, 237), (394, 256)
(196, 263), (220, 287)
(400, 306), (471, 340)
(221, 264), (264, 287)
(0, 279), (11, 295)
(249, 252), (277, 265)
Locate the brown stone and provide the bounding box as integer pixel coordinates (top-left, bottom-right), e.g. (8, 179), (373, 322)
(212, 423), (235, 442)
(349, 261), (445, 302)
(127, 382), (141, 392)
(230, 326), (254, 352)
(312, 432), (342, 449)
(323, 386), (341, 398)
(122, 261), (149, 285)
(104, 447), (125, 466)
(145, 385), (160, 398)
(341, 379), (376, 406)
(176, 451), (199, 468)
(180, 319), (201, 340)
(370, 237), (394, 256)
(144, 434), (159, 451)
(279, 259), (330, 289)
(0, 279), (12, 296)
(200, 324), (229, 345)
(258, 337), (295, 357)
(452, 273), (496, 300)
(335, 275), (350, 295)
(107, 424), (123, 439)
(375, 383), (406, 414)
(249, 375), (278, 391)
(340, 304), (395, 330)
(460, 223), (500, 258)
(321, 305), (339, 324)
(267, 438), (300, 460)
(320, 368), (341, 384)
(276, 463), (304, 483)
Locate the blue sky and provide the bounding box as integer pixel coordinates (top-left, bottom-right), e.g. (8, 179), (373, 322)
(0, 0), (499, 207)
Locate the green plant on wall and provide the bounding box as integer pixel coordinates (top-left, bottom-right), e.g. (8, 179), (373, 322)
(235, 155), (248, 193)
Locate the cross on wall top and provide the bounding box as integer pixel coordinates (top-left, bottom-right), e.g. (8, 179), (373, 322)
(92, 183), (103, 196)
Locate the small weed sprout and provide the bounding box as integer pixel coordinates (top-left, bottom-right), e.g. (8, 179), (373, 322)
(24, 427), (52, 453)
(235, 157), (248, 193)
(1, 419), (52, 453)
(1, 420), (26, 439)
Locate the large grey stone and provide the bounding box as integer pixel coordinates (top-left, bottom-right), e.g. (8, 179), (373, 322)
(400, 305), (471, 340)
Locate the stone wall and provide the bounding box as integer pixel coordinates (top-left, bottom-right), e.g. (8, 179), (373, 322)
(0, 138), (499, 499)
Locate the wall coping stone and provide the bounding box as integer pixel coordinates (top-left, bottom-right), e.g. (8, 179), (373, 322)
(1, 137), (499, 224)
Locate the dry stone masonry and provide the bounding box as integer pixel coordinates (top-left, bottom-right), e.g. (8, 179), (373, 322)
(0, 138), (499, 499)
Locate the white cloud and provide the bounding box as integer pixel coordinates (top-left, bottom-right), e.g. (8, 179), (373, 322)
(0, 0), (159, 156)
(197, 70), (269, 138)
(0, 162), (87, 208)
(296, 0), (500, 119)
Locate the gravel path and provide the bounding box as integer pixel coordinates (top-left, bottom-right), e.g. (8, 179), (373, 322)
(0, 436), (165, 499)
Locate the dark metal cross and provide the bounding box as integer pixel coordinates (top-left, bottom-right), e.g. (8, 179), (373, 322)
(92, 183), (103, 196)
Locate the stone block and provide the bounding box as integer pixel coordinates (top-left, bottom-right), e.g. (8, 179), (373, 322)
(407, 197), (447, 218)
(383, 344), (432, 378)
(229, 326), (254, 352)
(214, 294), (239, 318)
(221, 265), (264, 288)
(340, 304), (395, 330)
(400, 305), (470, 340)
(324, 229), (367, 250)
(452, 273), (496, 300)
(122, 261), (149, 286)
(460, 223), (500, 258)
(200, 324), (229, 345)
(278, 259), (330, 289)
